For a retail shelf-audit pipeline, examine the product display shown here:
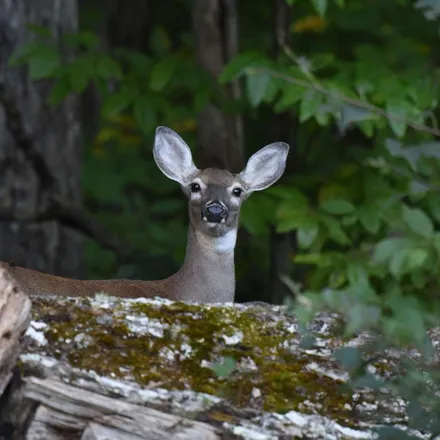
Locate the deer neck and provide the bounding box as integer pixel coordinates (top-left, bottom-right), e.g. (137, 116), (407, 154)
(170, 224), (237, 303)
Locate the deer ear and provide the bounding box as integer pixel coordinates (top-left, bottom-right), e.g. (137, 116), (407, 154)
(239, 142), (289, 192)
(153, 126), (198, 185)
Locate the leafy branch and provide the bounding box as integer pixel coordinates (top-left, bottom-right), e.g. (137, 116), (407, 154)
(251, 66), (440, 138)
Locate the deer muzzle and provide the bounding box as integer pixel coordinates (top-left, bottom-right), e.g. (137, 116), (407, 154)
(202, 201), (228, 223)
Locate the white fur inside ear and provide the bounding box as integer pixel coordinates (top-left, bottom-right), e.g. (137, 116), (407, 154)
(240, 142), (289, 192)
(153, 126), (198, 185)
(212, 230), (237, 253)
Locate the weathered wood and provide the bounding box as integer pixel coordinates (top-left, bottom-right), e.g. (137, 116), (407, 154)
(24, 377), (221, 440)
(26, 408), (71, 440)
(82, 423), (143, 440)
(0, 267), (31, 395)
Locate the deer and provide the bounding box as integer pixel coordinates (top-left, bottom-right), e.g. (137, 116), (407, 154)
(2, 126), (289, 303)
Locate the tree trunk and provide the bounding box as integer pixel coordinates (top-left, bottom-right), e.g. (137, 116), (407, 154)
(269, 0), (295, 305)
(0, 0), (83, 278)
(192, 0), (244, 173)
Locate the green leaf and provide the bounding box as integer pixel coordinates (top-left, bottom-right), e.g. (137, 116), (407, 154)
(406, 248), (429, 270)
(297, 224), (319, 249)
(28, 47), (61, 79)
(8, 42), (42, 66)
(240, 194), (275, 236)
(386, 100), (412, 138)
(268, 186), (309, 207)
(334, 347), (362, 371)
(312, 0), (328, 16)
(338, 104), (373, 131)
(373, 238), (409, 263)
(358, 119), (375, 138)
(79, 31), (100, 48)
(96, 55), (122, 80)
(274, 84), (304, 112)
(276, 214), (310, 233)
(315, 104), (330, 126)
(219, 52), (262, 83)
(384, 138), (419, 170)
(346, 304), (381, 335)
(389, 251), (409, 279)
(133, 97), (156, 134)
(427, 197), (440, 223)
(101, 90), (133, 117)
(68, 60), (92, 94)
(64, 31), (100, 49)
(416, 141), (440, 159)
(320, 216), (351, 245)
(299, 89), (323, 122)
(48, 77), (71, 107)
(346, 263), (369, 287)
(402, 205), (434, 238)
(320, 199), (356, 215)
(262, 78), (280, 104)
(277, 203), (309, 224)
(209, 356), (236, 378)
(411, 270), (428, 289)
(246, 73), (269, 107)
(149, 58), (176, 91)
(124, 52), (153, 72)
(358, 207), (381, 234)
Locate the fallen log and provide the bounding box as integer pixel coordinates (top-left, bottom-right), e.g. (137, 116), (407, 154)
(0, 273), (438, 439)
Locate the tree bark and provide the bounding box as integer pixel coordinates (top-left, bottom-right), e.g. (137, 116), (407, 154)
(192, 0), (244, 173)
(0, 0), (83, 277)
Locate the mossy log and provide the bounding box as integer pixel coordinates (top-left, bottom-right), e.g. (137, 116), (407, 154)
(0, 270), (438, 439)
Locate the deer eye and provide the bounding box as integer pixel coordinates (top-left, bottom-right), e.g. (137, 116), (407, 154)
(190, 182), (201, 193)
(232, 187), (243, 197)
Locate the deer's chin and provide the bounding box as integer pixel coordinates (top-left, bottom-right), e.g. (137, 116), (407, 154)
(204, 222), (227, 235)
(197, 221), (231, 237)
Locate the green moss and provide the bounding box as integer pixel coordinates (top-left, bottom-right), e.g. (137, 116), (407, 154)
(29, 297), (370, 425)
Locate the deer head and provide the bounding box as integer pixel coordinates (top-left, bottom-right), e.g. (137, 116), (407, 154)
(153, 126), (289, 252)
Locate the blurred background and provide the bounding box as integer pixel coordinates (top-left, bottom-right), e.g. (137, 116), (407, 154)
(1, 0), (440, 308)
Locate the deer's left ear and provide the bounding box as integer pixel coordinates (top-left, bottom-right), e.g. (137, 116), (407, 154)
(153, 126), (199, 185)
(239, 142), (289, 192)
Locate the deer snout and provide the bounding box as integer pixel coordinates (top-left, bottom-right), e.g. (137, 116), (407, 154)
(202, 200), (228, 223)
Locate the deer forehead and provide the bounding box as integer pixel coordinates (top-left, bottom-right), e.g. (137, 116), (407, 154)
(197, 168), (239, 187)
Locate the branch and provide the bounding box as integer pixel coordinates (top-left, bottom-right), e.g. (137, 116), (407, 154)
(252, 67), (440, 138)
(0, 75), (132, 259)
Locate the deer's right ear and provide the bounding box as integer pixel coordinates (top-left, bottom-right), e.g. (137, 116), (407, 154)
(153, 126), (198, 185)
(239, 142), (289, 192)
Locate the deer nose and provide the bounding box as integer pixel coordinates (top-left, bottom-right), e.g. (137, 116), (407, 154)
(202, 200), (228, 223)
